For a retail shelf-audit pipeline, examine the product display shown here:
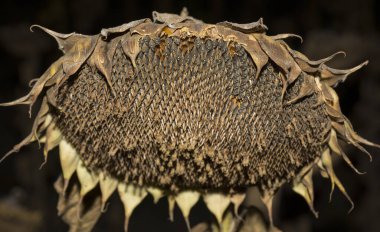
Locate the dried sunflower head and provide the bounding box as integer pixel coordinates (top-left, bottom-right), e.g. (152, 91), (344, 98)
(1, 10), (379, 232)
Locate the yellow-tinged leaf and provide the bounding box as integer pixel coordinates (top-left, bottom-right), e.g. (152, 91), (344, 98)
(99, 172), (118, 210)
(203, 193), (231, 226)
(236, 207), (269, 232)
(317, 160), (329, 179)
(328, 129), (365, 174)
(292, 169), (318, 218)
(321, 149), (336, 201)
(54, 175), (102, 232)
(168, 195), (175, 222)
(42, 122), (62, 168)
(220, 210), (235, 232)
(321, 149), (354, 212)
(59, 139), (79, 184)
(118, 183), (147, 232)
(147, 187), (164, 204)
(230, 193), (245, 216)
(76, 161), (99, 197)
(175, 191), (200, 230)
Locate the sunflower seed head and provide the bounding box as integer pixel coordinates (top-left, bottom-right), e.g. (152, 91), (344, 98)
(1, 10), (378, 232)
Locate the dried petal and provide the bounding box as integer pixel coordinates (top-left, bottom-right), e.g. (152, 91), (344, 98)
(99, 172), (118, 210)
(59, 139), (80, 192)
(217, 18), (267, 33)
(118, 183), (147, 231)
(328, 129), (365, 174)
(203, 193), (231, 226)
(292, 169), (318, 218)
(54, 176), (102, 232)
(101, 19), (151, 39)
(230, 193), (246, 216)
(147, 187), (164, 204)
(321, 149), (354, 212)
(175, 191), (200, 230)
(76, 161), (99, 197)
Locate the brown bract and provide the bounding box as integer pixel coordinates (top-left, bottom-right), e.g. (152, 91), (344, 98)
(1, 10), (378, 232)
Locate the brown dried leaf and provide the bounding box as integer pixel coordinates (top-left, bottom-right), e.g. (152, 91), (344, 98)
(321, 149), (354, 211)
(58, 34), (99, 86)
(286, 74), (317, 105)
(152, 11), (202, 25)
(100, 19), (151, 39)
(0, 97), (49, 163)
(41, 122), (62, 168)
(270, 33), (303, 43)
(245, 35), (269, 80)
(254, 34), (302, 85)
(121, 33), (143, 68)
(87, 37), (121, 96)
(260, 193), (274, 227)
(217, 18), (268, 33)
(328, 129), (365, 174)
(30, 25), (86, 54)
(0, 57), (62, 114)
(292, 169), (318, 218)
(331, 121), (378, 162)
(320, 61), (368, 87)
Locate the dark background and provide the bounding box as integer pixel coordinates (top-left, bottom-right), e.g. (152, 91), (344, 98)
(0, 0), (380, 231)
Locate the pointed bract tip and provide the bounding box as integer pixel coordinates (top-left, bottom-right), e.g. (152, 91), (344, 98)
(203, 193), (231, 226)
(0, 150), (16, 164)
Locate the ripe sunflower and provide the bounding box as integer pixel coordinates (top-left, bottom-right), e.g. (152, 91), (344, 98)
(1, 10), (378, 232)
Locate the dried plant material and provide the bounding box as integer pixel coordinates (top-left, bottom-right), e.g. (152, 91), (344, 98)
(54, 176), (102, 232)
(320, 149), (354, 211)
(1, 9), (379, 232)
(98, 172), (118, 210)
(204, 193), (231, 227)
(237, 207), (269, 232)
(175, 191), (200, 230)
(118, 183), (147, 231)
(59, 139), (80, 192)
(230, 193), (246, 216)
(292, 168), (318, 218)
(41, 121), (61, 167)
(168, 196), (176, 222)
(260, 193), (274, 227)
(147, 187), (164, 204)
(77, 161), (99, 197)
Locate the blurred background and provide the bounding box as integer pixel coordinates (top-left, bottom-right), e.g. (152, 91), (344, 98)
(0, 0), (379, 231)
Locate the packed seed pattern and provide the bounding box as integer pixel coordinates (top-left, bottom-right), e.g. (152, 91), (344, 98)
(55, 36), (330, 193)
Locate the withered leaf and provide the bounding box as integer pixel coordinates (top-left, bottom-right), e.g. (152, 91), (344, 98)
(54, 176), (102, 232)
